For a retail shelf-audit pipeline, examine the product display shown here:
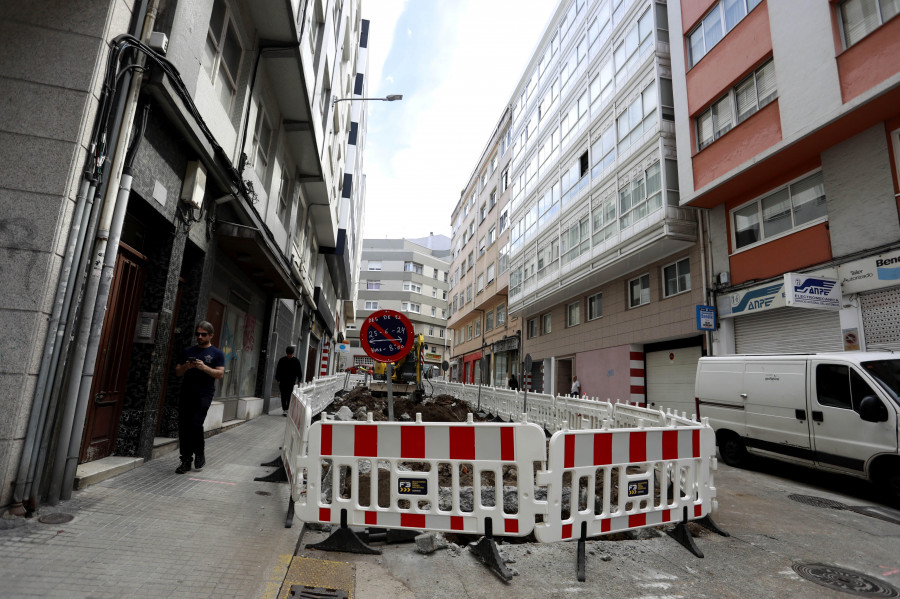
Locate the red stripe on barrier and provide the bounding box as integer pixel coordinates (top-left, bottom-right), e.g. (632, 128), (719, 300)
(593, 433), (612, 465)
(319, 507), (331, 523)
(451, 516), (464, 531)
(501, 427), (515, 461)
(629, 514), (646, 528)
(402, 513), (426, 529)
(564, 434), (575, 468)
(601, 519), (611, 533)
(401, 425), (425, 459)
(630, 431), (647, 462)
(562, 523), (572, 539)
(355, 425), (378, 457)
(662, 509), (672, 523)
(630, 352), (644, 361)
(321, 424), (332, 456)
(693, 429), (700, 458)
(504, 519), (519, 534)
(449, 426), (475, 460)
(365, 511), (377, 525)
(662, 430), (678, 460)
(695, 504), (702, 518)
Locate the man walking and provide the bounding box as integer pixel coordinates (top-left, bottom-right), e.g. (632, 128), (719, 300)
(174, 321), (224, 474)
(275, 345), (303, 416)
(571, 375), (582, 396)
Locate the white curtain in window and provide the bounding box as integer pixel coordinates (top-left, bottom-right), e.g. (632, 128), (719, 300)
(755, 61), (777, 105)
(735, 76), (758, 122)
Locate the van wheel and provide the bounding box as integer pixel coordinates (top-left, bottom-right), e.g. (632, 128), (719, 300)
(717, 432), (747, 468)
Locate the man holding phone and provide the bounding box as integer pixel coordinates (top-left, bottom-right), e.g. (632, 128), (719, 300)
(174, 321), (225, 474)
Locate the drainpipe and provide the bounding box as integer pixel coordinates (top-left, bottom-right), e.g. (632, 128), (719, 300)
(698, 208), (712, 357)
(47, 2), (159, 504)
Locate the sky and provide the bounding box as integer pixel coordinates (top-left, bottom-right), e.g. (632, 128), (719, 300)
(359, 0), (558, 240)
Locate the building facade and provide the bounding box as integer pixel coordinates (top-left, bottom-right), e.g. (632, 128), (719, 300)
(348, 237), (451, 376)
(447, 109), (522, 388)
(0, 0), (370, 512)
(469, 0), (709, 412)
(669, 0), (900, 355)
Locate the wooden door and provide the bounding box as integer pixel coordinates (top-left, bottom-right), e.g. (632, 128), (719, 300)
(80, 245), (146, 463)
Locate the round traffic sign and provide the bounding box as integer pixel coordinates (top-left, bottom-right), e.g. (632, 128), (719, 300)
(360, 309), (415, 363)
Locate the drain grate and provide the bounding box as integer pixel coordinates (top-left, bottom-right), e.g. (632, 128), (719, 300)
(289, 586), (348, 599)
(38, 513), (74, 525)
(788, 494), (848, 510)
(255, 491), (271, 496)
(793, 563), (900, 597)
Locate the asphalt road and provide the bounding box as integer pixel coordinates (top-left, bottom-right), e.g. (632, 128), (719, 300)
(298, 453), (900, 599)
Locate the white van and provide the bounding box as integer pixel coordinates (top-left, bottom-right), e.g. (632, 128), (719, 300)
(694, 352), (900, 502)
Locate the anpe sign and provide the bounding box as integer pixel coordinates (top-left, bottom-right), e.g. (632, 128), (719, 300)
(360, 309), (415, 363)
(784, 272), (841, 311)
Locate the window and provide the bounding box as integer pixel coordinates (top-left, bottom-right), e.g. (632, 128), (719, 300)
(466, 284), (473, 303)
(841, 0), (900, 46)
(499, 210), (509, 233)
(405, 261), (423, 275)
(588, 292), (603, 320)
(402, 302), (421, 313)
(439, 328), (445, 338)
(541, 313), (552, 335)
(467, 252), (474, 271)
(567, 301), (581, 327)
(474, 318), (481, 336)
(252, 106), (272, 179)
(619, 161), (662, 229)
(663, 258), (691, 297)
(816, 364), (878, 413)
(616, 81), (657, 152)
(497, 303), (507, 325)
(403, 282), (422, 293)
(732, 171), (827, 250)
(688, 0), (763, 67)
(614, 8), (653, 81)
(629, 274), (650, 307)
(478, 236), (486, 257)
(277, 171), (291, 228)
(501, 169), (509, 192)
(697, 60), (776, 150)
(527, 318), (538, 339)
(204, 0), (242, 109)
(590, 124), (617, 178)
(486, 262), (495, 284)
(488, 226), (497, 246)
(367, 280), (381, 290)
(368, 261), (382, 271)
(489, 191), (497, 210)
(477, 273), (484, 292)
(433, 269), (440, 279)
(364, 301), (379, 310)
(467, 325), (473, 341)
(431, 306), (436, 316)
(428, 326), (435, 336)
(561, 216), (590, 265)
(486, 310), (495, 331)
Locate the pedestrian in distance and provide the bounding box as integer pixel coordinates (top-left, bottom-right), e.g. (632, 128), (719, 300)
(174, 321), (224, 474)
(571, 375), (582, 396)
(275, 345), (303, 416)
(508, 372), (519, 391)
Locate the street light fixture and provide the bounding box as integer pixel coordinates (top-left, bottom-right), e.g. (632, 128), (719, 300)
(333, 94), (403, 105)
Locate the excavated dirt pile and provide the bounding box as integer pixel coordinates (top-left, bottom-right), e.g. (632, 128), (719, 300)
(331, 385), (492, 423)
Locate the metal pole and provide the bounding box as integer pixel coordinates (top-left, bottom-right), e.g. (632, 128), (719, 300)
(386, 363), (394, 421)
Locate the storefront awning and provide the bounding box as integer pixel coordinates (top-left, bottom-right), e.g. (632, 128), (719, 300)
(216, 221), (300, 299)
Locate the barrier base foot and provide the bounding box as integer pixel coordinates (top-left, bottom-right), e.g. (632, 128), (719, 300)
(667, 521), (704, 558)
(285, 497), (294, 529)
(697, 515), (730, 537)
(360, 527), (421, 544)
(260, 455), (283, 468)
(576, 536), (586, 582)
(308, 525), (382, 555)
(469, 537), (514, 582)
(254, 460), (289, 483)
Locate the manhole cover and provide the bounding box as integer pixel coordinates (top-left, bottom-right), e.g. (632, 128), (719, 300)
(793, 563), (900, 597)
(788, 494), (848, 510)
(255, 491), (271, 496)
(38, 513), (74, 525)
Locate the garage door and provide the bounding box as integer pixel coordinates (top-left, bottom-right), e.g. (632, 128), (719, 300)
(734, 307), (842, 354)
(860, 285), (900, 351)
(646, 346), (702, 418)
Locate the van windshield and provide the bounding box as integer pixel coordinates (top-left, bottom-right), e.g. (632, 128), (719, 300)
(861, 360), (900, 405)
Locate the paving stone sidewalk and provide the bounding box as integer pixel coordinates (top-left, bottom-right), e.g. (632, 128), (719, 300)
(0, 414), (300, 599)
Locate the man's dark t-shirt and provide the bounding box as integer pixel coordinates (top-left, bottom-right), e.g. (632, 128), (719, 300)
(179, 345), (225, 396)
(276, 355), (303, 388)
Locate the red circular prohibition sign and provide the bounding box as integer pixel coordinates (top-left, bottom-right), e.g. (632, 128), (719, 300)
(360, 309), (415, 363)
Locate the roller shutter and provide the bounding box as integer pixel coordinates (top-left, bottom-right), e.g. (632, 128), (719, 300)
(646, 346), (702, 418)
(734, 307), (841, 354)
(860, 285), (900, 351)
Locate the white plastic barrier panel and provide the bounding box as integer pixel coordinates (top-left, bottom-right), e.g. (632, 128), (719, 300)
(534, 425), (717, 543)
(283, 388), (312, 498)
(294, 416), (548, 537)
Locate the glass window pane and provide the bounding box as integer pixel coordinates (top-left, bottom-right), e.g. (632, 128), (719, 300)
(221, 22), (241, 79)
(882, 0), (900, 22)
(664, 264), (677, 296)
(734, 203), (760, 248)
(842, 0), (880, 46)
(646, 162), (661, 195)
(689, 28), (705, 65)
(723, 0), (747, 31)
(713, 95), (733, 139)
(640, 275), (650, 304)
(209, 0), (226, 41)
(791, 172), (827, 225)
(755, 61), (777, 106)
(697, 110), (713, 148)
(702, 6), (724, 50)
(761, 188), (792, 238)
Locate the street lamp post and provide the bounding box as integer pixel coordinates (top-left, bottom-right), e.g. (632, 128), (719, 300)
(333, 94), (403, 105)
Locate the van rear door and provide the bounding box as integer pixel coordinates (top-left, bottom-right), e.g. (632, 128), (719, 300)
(809, 359), (898, 474)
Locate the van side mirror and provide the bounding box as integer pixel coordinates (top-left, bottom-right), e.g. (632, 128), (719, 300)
(859, 395), (888, 423)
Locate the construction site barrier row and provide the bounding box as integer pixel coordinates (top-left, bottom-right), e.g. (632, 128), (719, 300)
(280, 379), (718, 548)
